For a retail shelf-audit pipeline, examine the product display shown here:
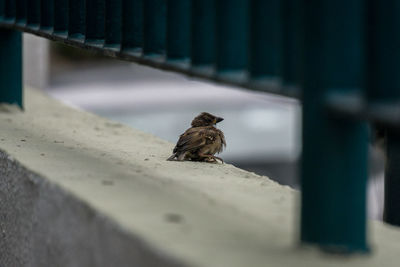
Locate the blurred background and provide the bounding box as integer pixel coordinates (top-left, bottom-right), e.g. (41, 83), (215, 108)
(24, 33), (385, 220)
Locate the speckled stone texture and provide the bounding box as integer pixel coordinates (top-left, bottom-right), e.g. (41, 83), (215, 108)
(0, 151), (184, 267)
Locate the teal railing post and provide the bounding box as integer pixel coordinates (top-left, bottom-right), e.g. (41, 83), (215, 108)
(366, 0), (400, 226)
(301, 0), (369, 252)
(281, 0), (303, 97)
(190, 0), (215, 68)
(384, 130), (400, 225)
(0, 29), (22, 107)
(166, 0), (191, 61)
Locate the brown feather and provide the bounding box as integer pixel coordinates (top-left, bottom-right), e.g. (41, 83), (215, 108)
(168, 112), (226, 163)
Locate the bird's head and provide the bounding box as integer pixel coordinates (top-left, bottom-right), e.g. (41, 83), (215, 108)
(191, 112), (224, 127)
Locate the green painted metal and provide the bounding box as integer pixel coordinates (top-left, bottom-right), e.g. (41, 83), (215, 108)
(0, 0), (299, 97)
(216, 0), (248, 72)
(166, 0), (191, 61)
(40, 0), (54, 30)
(105, 0), (121, 47)
(301, 0), (368, 252)
(86, 0), (105, 42)
(191, 0), (215, 67)
(121, 0), (143, 51)
(366, 0), (400, 226)
(249, 0), (281, 79)
(0, 29), (22, 107)
(366, 0), (400, 102)
(69, 0), (85, 39)
(16, 0), (27, 23)
(384, 129), (400, 225)
(4, 0), (16, 22)
(0, 0), (4, 18)
(143, 0), (166, 55)
(26, 0), (40, 27)
(281, 0), (302, 89)
(54, 0), (68, 34)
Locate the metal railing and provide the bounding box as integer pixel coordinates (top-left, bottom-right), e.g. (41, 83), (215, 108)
(1, 0), (399, 254)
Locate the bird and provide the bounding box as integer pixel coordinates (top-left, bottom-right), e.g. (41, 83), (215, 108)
(167, 112), (226, 163)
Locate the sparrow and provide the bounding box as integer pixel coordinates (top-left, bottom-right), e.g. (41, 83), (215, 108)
(167, 112), (226, 163)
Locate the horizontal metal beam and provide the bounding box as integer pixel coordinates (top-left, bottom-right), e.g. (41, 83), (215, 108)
(0, 21), (300, 98)
(325, 92), (400, 128)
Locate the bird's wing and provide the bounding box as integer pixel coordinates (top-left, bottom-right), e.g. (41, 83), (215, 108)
(174, 127), (213, 154)
(219, 130), (226, 147)
(216, 129), (226, 153)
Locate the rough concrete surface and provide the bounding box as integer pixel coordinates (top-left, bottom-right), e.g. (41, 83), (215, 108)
(0, 88), (399, 267)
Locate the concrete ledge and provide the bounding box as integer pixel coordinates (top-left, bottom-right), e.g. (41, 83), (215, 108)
(0, 151), (183, 267)
(0, 88), (399, 267)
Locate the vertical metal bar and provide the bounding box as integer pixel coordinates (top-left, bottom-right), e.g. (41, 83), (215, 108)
(366, 1), (400, 103)
(4, 0), (16, 22)
(215, 0), (248, 79)
(69, 0), (86, 40)
(121, 0), (143, 52)
(86, 0), (105, 44)
(0, 0), (3, 19)
(54, 0), (68, 34)
(191, 0), (215, 67)
(384, 129), (400, 225)
(143, 0), (166, 55)
(366, 0), (400, 226)
(0, 30), (22, 107)
(16, 0), (27, 24)
(27, 0), (40, 27)
(0, 0), (4, 19)
(40, 0), (54, 30)
(301, 0), (368, 252)
(166, 0), (191, 61)
(281, 0), (302, 94)
(249, 0), (281, 80)
(105, 0), (122, 48)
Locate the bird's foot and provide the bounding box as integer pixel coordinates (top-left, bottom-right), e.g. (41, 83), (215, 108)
(205, 157), (218, 163)
(213, 156), (224, 163)
(205, 156), (224, 164)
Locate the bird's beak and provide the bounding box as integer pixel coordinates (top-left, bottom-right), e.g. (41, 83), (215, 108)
(216, 117), (224, 123)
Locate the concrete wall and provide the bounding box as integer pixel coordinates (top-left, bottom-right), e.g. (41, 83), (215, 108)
(0, 152), (183, 267)
(1, 88), (400, 267)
